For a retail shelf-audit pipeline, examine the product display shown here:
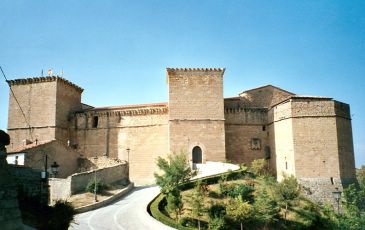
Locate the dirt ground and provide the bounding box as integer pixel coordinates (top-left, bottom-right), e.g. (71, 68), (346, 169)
(68, 183), (128, 208)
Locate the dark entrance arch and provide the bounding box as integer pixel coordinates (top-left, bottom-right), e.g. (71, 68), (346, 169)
(192, 146), (202, 164)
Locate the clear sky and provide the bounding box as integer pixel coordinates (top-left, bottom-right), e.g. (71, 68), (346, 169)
(1, 1), (364, 166)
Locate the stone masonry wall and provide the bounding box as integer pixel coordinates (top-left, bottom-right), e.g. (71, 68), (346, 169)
(72, 112), (169, 184)
(271, 101), (296, 181)
(167, 68), (225, 120)
(7, 81), (57, 150)
(239, 85), (293, 108)
(225, 108), (269, 165)
(7, 77), (83, 152)
(49, 163), (128, 202)
(167, 68), (226, 164)
(70, 163), (128, 194)
(55, 80), (82, 143)
(169, 120), (226, 162)
(23, 140), (80, 178)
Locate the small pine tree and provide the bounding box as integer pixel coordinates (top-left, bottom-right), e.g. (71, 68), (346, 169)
(274, 175), (300, 221)
(227, 198), (254, 230)
(166, 189), (183, 221)
(154, 152), (192, 194)
(190, 180), (205, 230)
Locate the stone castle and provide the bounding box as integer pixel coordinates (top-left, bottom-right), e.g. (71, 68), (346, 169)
(6, 68), (356, 201)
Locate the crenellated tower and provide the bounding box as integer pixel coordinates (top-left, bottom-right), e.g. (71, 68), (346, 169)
(167, 68), (226, 165)
(7, 76), (83, 151)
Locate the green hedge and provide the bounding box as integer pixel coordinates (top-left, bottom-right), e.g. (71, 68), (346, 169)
(149, 193), (195, 230)
(149, 168), (249, 229)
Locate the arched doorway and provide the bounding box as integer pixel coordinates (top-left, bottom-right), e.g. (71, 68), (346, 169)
(192, 146), (202, 164)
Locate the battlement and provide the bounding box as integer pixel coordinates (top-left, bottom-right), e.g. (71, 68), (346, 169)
(166, 67), (225, 73)
(75, 102), (168, 117)
(7, 76), (84, 93)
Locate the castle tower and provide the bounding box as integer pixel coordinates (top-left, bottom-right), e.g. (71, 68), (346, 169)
(271, 96), (356, 203)
(7, 76), (83, 150)
(167, 68), (226, 164)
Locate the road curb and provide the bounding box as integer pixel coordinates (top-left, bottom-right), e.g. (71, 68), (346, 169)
(75, 183), (134, 214)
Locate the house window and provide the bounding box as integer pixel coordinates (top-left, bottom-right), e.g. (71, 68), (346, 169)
(262, 125), (266, 131)
(251, 138), (261, 150)
(92, 116), (98, 128)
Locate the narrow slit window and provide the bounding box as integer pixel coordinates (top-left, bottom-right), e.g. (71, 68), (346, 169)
(92, 116), (98, 128)
(285, 161), (288, 170)
(330, 177), (334, 185)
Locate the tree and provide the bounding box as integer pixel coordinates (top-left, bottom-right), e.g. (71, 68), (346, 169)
(253, 188), (279, 226)
(208, 203), (226, 230)
(190, 180), (205, 230)
(166, 189), (183, 221)
(274, 175), (301, 221)
(250, 159), (268, 176)
(154, 152), (192, 194)
(226, 198), (254, 230)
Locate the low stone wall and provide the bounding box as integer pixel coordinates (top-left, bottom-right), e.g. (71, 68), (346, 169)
(70, 163), (128, 194)
(75, 183), (134, 214)
(49, 178), (71, 203)
(49, 163), (128, 202)
(9, 165), (47, 199)
(299, 177), (357, 206)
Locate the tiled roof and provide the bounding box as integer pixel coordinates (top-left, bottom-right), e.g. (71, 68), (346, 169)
(7, 140), (56, 154)
(239, 84), (294, 95)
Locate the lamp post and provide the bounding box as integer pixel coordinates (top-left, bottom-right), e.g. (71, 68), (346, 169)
(50, 161), (59, 178)
(126, 148), (130, 164)
(94, 156), (98, 203)
(40, 155), (60, 205)
(332, 187), (342, 214)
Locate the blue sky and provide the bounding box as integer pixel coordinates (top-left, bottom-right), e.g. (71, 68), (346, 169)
(1, 0), (364, 166)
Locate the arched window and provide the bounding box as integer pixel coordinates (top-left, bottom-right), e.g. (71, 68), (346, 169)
(192, 146), (202, 164)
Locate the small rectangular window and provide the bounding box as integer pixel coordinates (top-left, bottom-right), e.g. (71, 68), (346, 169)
(251, 138), (261, 150)
(92, 116), (98, 128)
(262, 125), (266, 131)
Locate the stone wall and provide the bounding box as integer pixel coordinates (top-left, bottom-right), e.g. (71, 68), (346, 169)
(167, 68), (225, 120)
(7, 81), (57, 150)
(169, 120), (226, 162)
(238, 85), (293, 108)
(49, 177), (71, 202)
(49, 163), (128, 202)
(72, 110), (169, 184)
(167, 68), (226, 164)
(271, 101), (296, 180)
(0, 146), (23, 230)
(299, 177), (356, 206)
(7, 77), (83, 152)
(9, 165), (46, 199)
(19, 140), (80, 178)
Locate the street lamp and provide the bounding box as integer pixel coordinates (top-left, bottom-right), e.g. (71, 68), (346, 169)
(332, 187), (342, 214)
(50, 161), (59, 178)
(126, 148), (130, 163)
(94, 156), (98, 203)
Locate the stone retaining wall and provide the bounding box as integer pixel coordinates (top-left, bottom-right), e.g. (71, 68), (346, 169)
(49, 163), (128, 202)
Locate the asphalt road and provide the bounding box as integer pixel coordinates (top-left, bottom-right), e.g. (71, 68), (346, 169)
(69, 186), (174, 230)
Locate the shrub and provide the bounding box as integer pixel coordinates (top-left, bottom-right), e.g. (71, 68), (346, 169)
(250, 159), (268, 176)
(208, 203), (226, 219)
(85, 179), (106, 193)
(209, 216), (226, 230)
(48, 200), (76, 230)
(221, 183), (254, 202)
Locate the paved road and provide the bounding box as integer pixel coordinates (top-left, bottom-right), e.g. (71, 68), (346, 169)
(69, 186), (174, 230)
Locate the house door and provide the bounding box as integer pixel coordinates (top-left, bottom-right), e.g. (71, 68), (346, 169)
(192, 146), (202, 164)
